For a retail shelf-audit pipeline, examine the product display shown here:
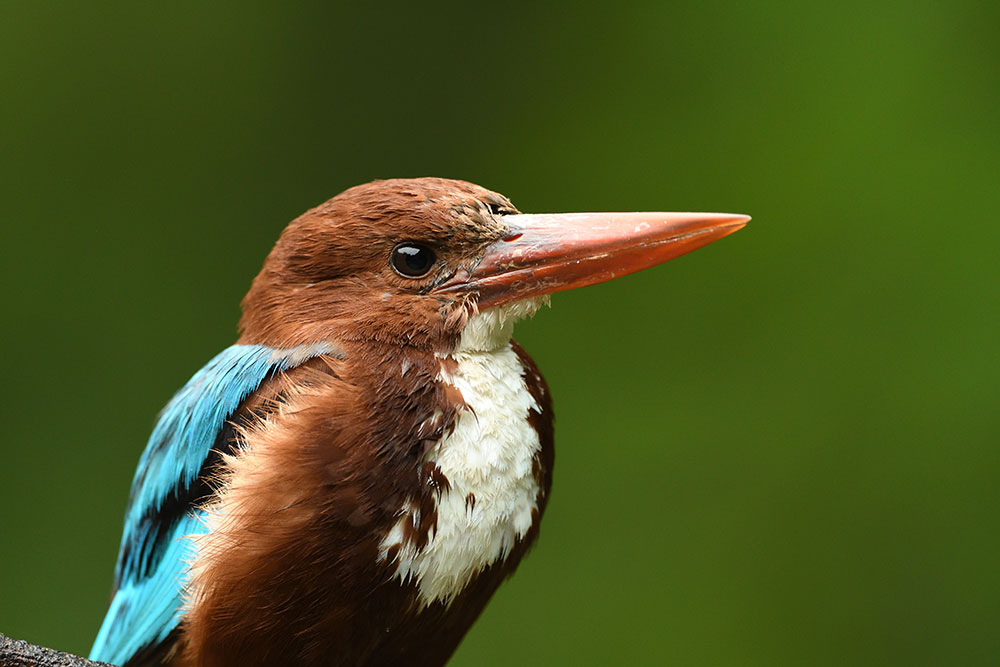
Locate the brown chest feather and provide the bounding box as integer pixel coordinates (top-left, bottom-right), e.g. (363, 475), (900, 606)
(171, 341), (552, 667)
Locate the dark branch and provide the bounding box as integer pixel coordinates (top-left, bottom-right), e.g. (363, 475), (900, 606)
(0, 634), (112, 667)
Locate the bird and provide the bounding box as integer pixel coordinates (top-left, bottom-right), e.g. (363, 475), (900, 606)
(89, 177), (748, 666)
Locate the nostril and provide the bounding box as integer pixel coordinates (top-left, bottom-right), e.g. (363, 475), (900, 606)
(503, 232), (523, 242)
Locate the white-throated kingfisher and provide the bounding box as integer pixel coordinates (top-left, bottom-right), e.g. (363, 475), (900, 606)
(90, 178), (747, 666)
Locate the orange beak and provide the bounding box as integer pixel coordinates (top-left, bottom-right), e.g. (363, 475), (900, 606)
(435, 212), (749, 308)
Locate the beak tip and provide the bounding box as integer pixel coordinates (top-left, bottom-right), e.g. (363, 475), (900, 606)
(720, 213), (750, 234)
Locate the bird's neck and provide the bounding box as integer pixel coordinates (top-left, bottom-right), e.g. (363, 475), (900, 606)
(453, 297), (547, 353)
(373, 297), (549, 607)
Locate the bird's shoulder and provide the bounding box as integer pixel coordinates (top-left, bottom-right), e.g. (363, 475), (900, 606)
(90, 342), (341, 665)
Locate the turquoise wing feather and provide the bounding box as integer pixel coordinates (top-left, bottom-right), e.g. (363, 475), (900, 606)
(90, 343), (332, 665)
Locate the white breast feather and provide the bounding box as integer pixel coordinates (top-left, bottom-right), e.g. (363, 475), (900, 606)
(379, 299), (546, 607)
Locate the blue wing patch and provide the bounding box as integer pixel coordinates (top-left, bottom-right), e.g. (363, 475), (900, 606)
(90, 343), (333, 665)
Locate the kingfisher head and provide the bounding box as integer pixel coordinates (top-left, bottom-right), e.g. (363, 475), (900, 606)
(239, 177), (747, 352)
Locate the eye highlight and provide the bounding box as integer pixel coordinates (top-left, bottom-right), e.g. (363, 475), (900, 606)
(390, 243), (436, 278)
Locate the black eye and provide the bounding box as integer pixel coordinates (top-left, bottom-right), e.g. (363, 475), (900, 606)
(391, 243), (436, 278)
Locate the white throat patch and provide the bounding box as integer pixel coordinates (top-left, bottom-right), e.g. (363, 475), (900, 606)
(379, 298), (547, 607)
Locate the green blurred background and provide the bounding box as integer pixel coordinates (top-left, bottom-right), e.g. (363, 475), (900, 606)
(3, 1), (999, 664)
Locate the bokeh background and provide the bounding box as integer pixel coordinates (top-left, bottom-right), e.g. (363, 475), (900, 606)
(3, 2), (999, 664)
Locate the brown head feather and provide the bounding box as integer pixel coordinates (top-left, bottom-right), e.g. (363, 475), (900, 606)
(238, 178), (519, 350)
